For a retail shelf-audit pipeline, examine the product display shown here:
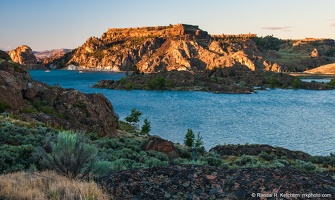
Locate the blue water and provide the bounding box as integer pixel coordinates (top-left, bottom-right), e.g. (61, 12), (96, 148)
(29, 70), (335, 156)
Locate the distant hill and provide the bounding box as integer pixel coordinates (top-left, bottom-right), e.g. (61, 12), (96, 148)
(305, 63), (335, 74)
(33, 48), (72, 64)
(46, 24), (335, 73)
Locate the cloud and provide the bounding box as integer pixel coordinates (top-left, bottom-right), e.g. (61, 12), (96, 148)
(331, 23), (335, 27)
(262, 27), (291, 31)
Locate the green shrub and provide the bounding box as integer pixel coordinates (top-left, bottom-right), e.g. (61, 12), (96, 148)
(295, 159), (317, 172)
(146, 75), (166, 90)
(258, 151), (276, 161)
(327, 79), (335, 87)
(235, 155), (262, 168)
(92, 160), (114, 176)
(144, 157), (169, 168)
(292, 78), (300, 89)
(269, 76), (279, 88)
(119, 77), (126, 85)
(0, 100), (10, 113)
(0, 121), (56, 173)
(40, 131), (97, 179)
(125, 81), (133, 90)
(201, 156), (223, 167)
(270, 159), (289, 168)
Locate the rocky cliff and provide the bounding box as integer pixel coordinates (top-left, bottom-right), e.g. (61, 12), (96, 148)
(48, 24), (335, 73)
(47, 24), (280, 72)
(0, 50), (117, 136)
(8, 45), (37, 66)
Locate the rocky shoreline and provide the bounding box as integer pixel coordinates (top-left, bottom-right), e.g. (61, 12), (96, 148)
(93, 66), (332, 94)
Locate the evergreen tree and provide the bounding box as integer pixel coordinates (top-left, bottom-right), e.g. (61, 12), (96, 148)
(195, 132), (203, 147)
(140, 118), (151, 134)
(125, 108), (142, 125)
(184, 129), (195, 148)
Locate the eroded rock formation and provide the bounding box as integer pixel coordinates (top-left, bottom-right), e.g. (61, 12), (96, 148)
(9, 45), (37, 65)
(0, 50), (117, 136)
(48, 24), (281, 73)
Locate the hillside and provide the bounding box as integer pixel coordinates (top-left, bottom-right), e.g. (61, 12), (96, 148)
(305, 63), (335, 74)
(47, 24), (335, 73)
(33, 48), (72, 64)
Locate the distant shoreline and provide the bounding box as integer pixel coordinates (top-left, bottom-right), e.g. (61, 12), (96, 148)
(287, 72), (335, 79)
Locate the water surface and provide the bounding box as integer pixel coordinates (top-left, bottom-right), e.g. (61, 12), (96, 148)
(29, 70), (335, 155)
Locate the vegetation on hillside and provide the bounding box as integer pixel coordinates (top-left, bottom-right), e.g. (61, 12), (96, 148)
(1, 110), (335, 198)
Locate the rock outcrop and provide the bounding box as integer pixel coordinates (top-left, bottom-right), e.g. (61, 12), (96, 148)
(47, 24), (281, 73)
(8, 45), (37, 65)
(100, 165), (335, 199)
(143, 136), (180, 160)
(47, 24), (335, 73)
(0, 50), (117, 136)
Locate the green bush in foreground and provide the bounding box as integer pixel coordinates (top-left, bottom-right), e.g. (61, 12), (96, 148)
(40, 131), (97, 179)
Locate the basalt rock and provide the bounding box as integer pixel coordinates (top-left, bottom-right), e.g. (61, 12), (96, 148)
(100, 165), (335, 199)
(143, 136), (180, 160)
(0, 50), (117, 136)
(210, 144), (311, 161)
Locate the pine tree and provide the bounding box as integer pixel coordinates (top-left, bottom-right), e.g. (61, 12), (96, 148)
(184, 129), (195, 148)
(125, 108), (142, 125)
(195, 132), (203, 147)
(140, 118), (151, 134)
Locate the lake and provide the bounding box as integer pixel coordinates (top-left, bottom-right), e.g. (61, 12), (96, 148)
(29, 70), (335, 156)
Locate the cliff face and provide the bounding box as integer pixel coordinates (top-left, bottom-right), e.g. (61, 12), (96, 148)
(48, 24), (280, 72)
(48, 24), (335, 73)
(0, 50), (117, 136)
(9, 45), (37, 65)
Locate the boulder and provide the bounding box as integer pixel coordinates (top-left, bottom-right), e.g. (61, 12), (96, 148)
(310, 48), (319, 58)
(143, 136), (179, 159)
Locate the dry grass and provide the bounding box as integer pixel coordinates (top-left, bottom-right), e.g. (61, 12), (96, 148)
(0, 171), (110, 200)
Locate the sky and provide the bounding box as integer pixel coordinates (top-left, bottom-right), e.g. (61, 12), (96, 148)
(1, 0), (334, 51)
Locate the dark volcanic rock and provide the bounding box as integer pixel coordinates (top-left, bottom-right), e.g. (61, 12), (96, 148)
(210, 144), (311, 161)
(100, 165), (335, 199)
(0, 50), (117, 136)
(143, 136), (180, 159)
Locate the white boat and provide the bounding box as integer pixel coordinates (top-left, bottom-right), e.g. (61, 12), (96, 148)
(79, 71), (83, 73)
(45, 70), (50, 72)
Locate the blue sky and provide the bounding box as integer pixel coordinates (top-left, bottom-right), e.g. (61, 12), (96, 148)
(1, 0), (334, 51)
